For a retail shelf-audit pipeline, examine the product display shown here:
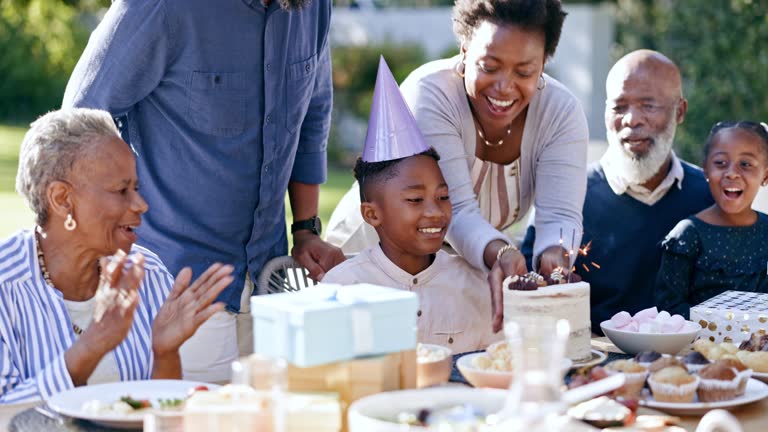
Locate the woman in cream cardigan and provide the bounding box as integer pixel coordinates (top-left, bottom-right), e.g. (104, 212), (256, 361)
(326, 0), (588, 332)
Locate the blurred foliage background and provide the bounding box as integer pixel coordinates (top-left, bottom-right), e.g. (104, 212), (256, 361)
(0, 0), (766, 163)
(613, 0), (768, 163)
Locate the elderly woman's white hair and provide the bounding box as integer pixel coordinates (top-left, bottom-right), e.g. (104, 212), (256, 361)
(16, 108), (121, 226)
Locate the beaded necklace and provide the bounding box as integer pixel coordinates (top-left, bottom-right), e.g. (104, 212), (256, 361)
(34, 231), (93, 336)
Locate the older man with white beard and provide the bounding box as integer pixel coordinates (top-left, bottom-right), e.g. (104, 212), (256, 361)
(521, 50), (713, 333)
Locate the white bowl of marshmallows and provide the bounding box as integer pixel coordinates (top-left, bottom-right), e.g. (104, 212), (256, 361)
(600, 307), (701, 355)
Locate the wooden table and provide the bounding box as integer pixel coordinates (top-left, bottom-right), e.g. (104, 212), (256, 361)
(592, 338), (768, 431)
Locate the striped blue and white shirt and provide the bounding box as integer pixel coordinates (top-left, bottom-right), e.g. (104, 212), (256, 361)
(0, 229), (173, 404)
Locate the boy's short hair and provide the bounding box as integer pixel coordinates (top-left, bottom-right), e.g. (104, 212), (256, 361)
(354, 147), (441, 202)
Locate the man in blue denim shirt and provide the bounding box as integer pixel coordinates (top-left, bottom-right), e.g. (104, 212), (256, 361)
(63, 0), (345, 381)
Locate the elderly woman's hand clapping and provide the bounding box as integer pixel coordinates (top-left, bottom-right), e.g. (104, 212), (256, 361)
(150, 263), (233, 378)
(65, 250), (144, 385)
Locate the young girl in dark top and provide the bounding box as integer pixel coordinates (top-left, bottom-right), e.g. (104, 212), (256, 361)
(656, 121), (768, 318)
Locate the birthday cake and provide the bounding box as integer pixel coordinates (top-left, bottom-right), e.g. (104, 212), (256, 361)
(503, 269), (592, 362)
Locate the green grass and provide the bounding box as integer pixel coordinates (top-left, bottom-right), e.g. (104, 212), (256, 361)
(0, 124), (33, 238)
(0, 122), (353, 244)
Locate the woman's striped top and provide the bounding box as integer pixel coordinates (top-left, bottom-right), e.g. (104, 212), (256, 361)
(0, 229), (173, 404)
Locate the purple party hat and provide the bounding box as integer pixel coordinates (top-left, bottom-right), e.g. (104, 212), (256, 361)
(362, 56), (430, 162)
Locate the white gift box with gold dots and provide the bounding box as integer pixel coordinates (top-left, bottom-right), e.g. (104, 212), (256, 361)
(690, 290), (768, 344)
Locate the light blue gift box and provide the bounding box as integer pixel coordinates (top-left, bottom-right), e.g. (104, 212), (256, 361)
(250, 283), (419, 367)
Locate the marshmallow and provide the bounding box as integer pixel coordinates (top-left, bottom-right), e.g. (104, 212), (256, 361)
(634, 307), (659, 322)
(621, 320), (639, 332)
(661, 314), (686, 333)
(610, 311), (633, 328)
(638, 322), (658, 333)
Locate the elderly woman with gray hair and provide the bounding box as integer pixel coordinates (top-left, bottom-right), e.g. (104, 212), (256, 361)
(0, 108), (233, 404)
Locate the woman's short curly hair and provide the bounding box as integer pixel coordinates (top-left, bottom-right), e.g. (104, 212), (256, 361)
(452, 0), (567, 59)
(16, 108), (121, 226)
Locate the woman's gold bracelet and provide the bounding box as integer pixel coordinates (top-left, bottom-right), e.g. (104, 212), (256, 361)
(496, 243), (519, 263)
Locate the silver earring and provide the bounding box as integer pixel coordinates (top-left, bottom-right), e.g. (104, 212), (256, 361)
(537, 75), (547, 90)
(64, 213), (77, 231)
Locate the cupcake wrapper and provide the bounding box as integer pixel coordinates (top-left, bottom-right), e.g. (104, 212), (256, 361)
(697, 376), (740, 402)
(683, 363), (707, 374)
(736, 369), (752, 396)
(648, 375), (700, 403)
(607, 370), (648, 399)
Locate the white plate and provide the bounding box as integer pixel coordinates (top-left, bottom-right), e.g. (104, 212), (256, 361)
(640, 378), (768, 415)
(348, 387), (598, 432)
(48, 379), (217, 429)
(571, 349), (608, 368)
(752, 371), (768, 383)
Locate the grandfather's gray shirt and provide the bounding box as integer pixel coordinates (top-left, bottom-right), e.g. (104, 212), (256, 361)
(63, 0), (332, 311)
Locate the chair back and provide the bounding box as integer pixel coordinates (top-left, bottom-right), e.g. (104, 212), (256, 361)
(256, 255), (317, 295)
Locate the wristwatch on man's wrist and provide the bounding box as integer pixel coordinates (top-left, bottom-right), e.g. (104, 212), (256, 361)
(291, 216), (322, 236)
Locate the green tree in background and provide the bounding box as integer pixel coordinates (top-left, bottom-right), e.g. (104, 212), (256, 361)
(0, 0), (95, 122)
(615, 0), (768, 163)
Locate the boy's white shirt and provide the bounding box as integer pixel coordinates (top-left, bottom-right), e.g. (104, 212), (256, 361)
(322, 244), (503, 354)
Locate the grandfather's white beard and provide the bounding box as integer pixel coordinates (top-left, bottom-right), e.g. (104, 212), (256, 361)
(605, 120), (677, 185)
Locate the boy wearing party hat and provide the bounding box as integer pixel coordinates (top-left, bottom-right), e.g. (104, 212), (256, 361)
(323, 58), (501, 354)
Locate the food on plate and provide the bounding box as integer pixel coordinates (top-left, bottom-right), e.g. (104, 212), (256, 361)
(568, 366), (610, 391)
(119, 396), (152, 410)
(694, 335), (768, 377)
(735, 350), (768, 373)
(647, 366), (699, 403)
(697, 362), (741, 402)
(503, 275), (591, 362)
(604, 360), (648, 399)
(715, 359), (751, 395)
(634, 351), (662, 365)
(471, 341), (512, 372)
(738, 332), (768, 352)
(567, 396), (634, 428)
(648, 357), (687, 374)
(392, 404), (490, 428)
(608, 308), (691, 334)
(81, 399), (136, 416)
(80, 385), (209, 415)
(417, 343), (450, 363)
(679, 351), (710, 373)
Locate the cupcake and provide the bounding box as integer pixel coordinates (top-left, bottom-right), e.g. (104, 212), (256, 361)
(716, 358), (752, 395)
(648, 356), (687, 373)
(692, 339), (717, 359)
(680, 351), (710, 373)
(697, 363), (741, 402)
(736, 350), (768, 373)
(648, 366), (699, 403)
(604, 360), (648, 399)
(634, 351), (662, 367)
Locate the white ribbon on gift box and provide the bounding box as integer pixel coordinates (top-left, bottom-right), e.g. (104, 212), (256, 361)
(273, 286), (374, 360)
